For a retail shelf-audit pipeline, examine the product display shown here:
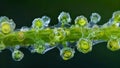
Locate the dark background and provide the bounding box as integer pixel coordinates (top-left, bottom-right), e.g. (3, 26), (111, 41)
(0, 0), (120, 68)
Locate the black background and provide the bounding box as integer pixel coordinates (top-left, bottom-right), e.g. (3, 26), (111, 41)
(0, 0), (120, 68)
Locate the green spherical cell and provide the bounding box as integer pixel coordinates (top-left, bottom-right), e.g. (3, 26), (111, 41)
(107, 38), (120, 51)
(112, 11), (120, 23)
(60, 47), (75, 60)
(75, 15), (88, 26)
(12, 49), (24, 61)
(76, 38), (92, 53)
(32, 18), (44, 30)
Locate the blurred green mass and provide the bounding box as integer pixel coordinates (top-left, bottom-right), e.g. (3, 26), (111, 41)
(0, 0), (120, 68)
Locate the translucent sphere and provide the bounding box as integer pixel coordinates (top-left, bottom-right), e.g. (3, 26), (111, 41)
(112, 11), (120, 23)
(32, 18), (44, 30)
(90, 13), (101, 23)
(107, 38), (120, 51)
(42, 16), (51, 27)
(76, 38), (92, 53)
(60, 47), (75, 60)
(12, 49), (24, 61)
(75, 15), (88, 26)
(58, 12), (71, 25)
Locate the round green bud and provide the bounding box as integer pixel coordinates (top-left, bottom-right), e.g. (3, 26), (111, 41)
(107, 38), (120, 51)
(12, 49), (24, 61)
(60, 47), (75, 60)
(75, 15), (88, 26)
(76, 38), (92, 53)
(0, 16), (16, 34)
(1, 22), (11, 34)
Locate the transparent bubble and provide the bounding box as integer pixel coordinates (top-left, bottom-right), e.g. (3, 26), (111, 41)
(76, 38), (92, 53)
(107, 38), (120, 51)
(32, 18), (44, 30)
(41, 16), (51, 27)
(58, 12), (71, 25)
(90, 13), (101, 23)
(60, 47), (75, 60)
(12, 49), (24, 61)
(75, 15), (88, 26)
(112, 11), (120, 23)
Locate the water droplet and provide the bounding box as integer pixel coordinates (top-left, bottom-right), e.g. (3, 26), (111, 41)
(32, 18), (44, 30)
(90, 13), (101, 23)
(75, 15), (88, 26)
(12, 49), (24, 61)
(76, 38), (92, 53)
(60, 47), (75, 60)
(58, 12), (71, 25)
(41, 16), (51, 27)
(107, 38), (120, 51)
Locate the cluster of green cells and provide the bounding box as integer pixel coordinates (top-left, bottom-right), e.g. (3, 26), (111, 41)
(0, 11), (120, 61)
